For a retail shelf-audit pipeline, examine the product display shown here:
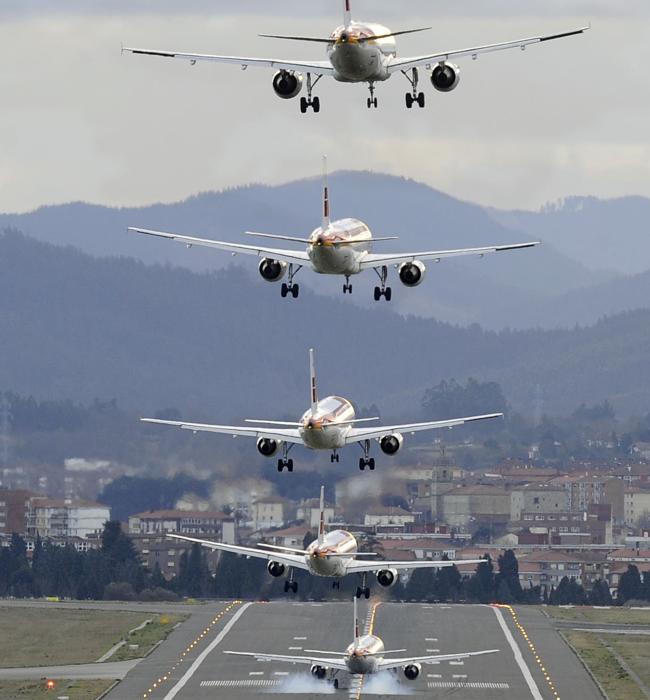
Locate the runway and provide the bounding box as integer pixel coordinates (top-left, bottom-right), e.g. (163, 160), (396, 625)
(104, 600), (603, 699)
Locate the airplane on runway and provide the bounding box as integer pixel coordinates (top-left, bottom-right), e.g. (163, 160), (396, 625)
(141, 349), (503, 473)
(168, 486), (488, 597)
(123, 1), (589, 113)
(128, 158), (540, 301)
(224, 597), (498, 688)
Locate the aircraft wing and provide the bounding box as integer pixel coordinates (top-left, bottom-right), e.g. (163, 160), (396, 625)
(123, 46), (334, 75)
(344, 558), (487, 574)
(167, 534), (310, 571)
(386, 26), (589, 73)
(378, 648), (499, 671)
(358, 242), (539, 270)
(128, 227), (311, 266)
(344, 413), (503, 443)
(141, 418), (304, 445)
(224, 650), (349, 671)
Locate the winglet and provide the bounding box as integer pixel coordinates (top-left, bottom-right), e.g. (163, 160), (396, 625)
(309, 348), (318, 412)
(318, 485), (326, 545)
(322, 155), (330, 230)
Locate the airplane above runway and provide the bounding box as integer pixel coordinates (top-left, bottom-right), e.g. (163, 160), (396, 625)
(169, 486), (488, 597)
(129, 158), (540, 301)
(224, 597), (498, 688)
(142, 349), (503, 473)
(123, 0), (589, 112)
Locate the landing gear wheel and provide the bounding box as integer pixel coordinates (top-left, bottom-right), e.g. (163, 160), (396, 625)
(300, 97), (308, 114)
(373, 286), (381, 302)
(287, 459), (294, 473)
(405, 92), (414, 109)
(292, 581), (298, 593)
(343, 283), (353, 294)
(364, 587), (371, 599)
(358, 458), (366, 471)
(369, 458), (376, 471)
(281, 283), (289, 298)
(417, 92), (425, 108)
(367, 97), (378, 109)
(333, 679), (339, 689)
(277, 459), (284, 472)
(356, 586), (362, 598)
(312, 96), (321, 113)
(284, 580), (290, 593)
(384, 287), (392, 302)
(291, 284), (300, 299)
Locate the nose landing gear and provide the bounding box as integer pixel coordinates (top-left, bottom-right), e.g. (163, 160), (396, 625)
(366, 82), (378, 109)
(343, 277), (353, 294)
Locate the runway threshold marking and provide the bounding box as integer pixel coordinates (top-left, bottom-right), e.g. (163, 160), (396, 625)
(160, 602), (253, 700)
(492, 606), (544, 700)
(496, 605), (563, 700)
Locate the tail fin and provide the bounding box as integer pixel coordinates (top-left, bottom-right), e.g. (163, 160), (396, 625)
(343, 0), (352, 27)
(309, 348), (318, 412)
(353, 596), (359, 649)
(318, 485), (326, 545)
(322, 155), (330, 229)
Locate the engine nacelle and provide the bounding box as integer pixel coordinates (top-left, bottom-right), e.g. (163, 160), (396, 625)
(404, 663), (422, 680)
(377, 568), (399, 588)
(272, 70), (304, 99)
(310, 664), (327, 679)
(379, 433), (404, 455)
(398, 261), (426, 287)
(257, 437), (281, 457)
(258, 258), (287, 283)
(431, 62), (461, 92)
(267, 560), (286, 578)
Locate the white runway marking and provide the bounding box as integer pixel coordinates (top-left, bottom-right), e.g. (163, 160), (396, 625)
(201, 680), (280, 687)
(427, 673), (442, 678)
(492, 606), (543, 700)
(294, 636), (307, 640)
(426, 648), (440, 652)
(162, 602), (253, 700)
(274, 672), (289, 676)
(249, 671), (264, 676)
(449, 660), (464, 665)
(288, 646), (303, 650)
(425, 637), (438, 642)
(428, 681), (510, 689)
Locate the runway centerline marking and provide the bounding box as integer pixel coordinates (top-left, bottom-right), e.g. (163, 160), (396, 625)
(161, 602), (252, 700)
(492, 606), (543, 700)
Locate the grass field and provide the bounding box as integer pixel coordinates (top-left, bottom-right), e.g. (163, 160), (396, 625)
(546, 606), (650, 625)
(111, 614), (185, 662)
(0, 679), (113, 700)
(0, 607), (185, 668)
(607, 633), (650, 692)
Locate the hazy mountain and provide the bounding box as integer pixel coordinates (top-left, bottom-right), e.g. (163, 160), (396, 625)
(1, 230), (649, 418)
(487, 195), (650, 276)
(0, 172), (623, 329)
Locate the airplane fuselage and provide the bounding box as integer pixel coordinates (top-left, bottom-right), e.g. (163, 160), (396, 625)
(307, 218), (373, 276)
(345, 634), (385, 674)
(304, 529), (358, 577)
(327, 23), (396, 83)
(299, 395), (356, 449)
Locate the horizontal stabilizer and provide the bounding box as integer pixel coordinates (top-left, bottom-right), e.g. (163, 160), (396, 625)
(245, 231), (312, 244)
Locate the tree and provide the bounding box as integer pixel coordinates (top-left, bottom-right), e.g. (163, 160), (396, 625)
(495, 550), (524, 603)
(589, 579), (613, 606)
(466, 556), (495, 604)
(618, 565), (643, 604)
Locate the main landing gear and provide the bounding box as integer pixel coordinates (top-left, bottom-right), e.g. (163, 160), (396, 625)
(300, 73), (322, 113)
(356, 573), (371, 599)
(331, 451), (340, 463)
(332, 580), (341, 590)
(373, 265), (392, 301)
(280, 264), (302, 299)
(403, 67), (426, 109)
(284, 570), (298, 594)
(343, 276), (353, 294)
(277, 444), (295, 472)
(367, 82), (378, 109)
(358, 439), (375, 471)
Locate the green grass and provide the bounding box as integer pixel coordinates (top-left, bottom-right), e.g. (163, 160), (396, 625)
(606, 633), (650, 692)
(547, 606), (650, 625)
(111, 614), (185, 662)
(0, 679), (114, 700)
(0, 607), (150, 667)
(565, 631), (646, 700)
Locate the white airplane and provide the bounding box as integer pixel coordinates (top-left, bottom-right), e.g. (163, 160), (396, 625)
(224, 597), (498, 688)
(142, 349), (502, 472)
(123, 1), (588, 113)
(168, 486), (488, 597)
(128, 158), (540, 301)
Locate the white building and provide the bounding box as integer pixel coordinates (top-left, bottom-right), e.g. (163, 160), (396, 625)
(28, 498), (110, 539)
(364, 507), (415, 528)
(624, 488), (650, 528)
(510, 485), (568, 521)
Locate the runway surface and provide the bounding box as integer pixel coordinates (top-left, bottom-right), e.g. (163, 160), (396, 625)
(105, 600), (603, 700)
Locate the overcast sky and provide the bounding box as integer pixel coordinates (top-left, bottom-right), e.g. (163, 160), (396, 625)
(1, 1), (648, 212)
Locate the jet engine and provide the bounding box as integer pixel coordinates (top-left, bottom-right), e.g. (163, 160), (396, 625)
(267, 561), (286, 578)
(379, 433), (404, 455)
(258, 258), (287, 283)
(272, 70), (304, 99)
(310, 664), (327, 680)
(377, 568), (399, 588)
(403, 663), (422, 680)
(398, 261), (426, 287)
(431, 62), (461, 92)
(257, 437), (281, 457)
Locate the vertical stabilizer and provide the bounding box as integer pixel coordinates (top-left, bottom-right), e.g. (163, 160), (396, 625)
(309, 348), (318, 413)
(353, 596), (360, 649)
(318, 485), (326, 545)
(343, 0), (352, 27)
(322, 155), (331, 230)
